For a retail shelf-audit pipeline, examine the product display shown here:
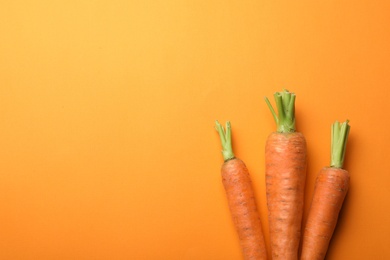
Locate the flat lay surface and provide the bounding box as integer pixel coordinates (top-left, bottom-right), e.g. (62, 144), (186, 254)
(1, 1), (390, 259)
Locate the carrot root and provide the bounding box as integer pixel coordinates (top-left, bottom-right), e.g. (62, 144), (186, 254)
(265, 132), (307, 260)
(301, 120), (351, 260)
(216, 121), (267, 260)
(222, 158), (268, 260)
(300, 167), (350, 260)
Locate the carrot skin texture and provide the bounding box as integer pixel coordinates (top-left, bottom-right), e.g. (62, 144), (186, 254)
(265, 132), (307, 260)
(300, 167), (350, 260)
(221, 158), (268, 260)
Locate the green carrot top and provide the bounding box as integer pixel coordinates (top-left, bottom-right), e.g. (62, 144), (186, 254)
(330, 120), (351, 169)
(265, 89), (296, 133)
(215, 120), (235, 161)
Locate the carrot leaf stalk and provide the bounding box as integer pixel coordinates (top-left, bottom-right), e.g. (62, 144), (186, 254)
(330, 120), (351, 168)
(265, 89), (296, 133)
(215, 121), (235, 161)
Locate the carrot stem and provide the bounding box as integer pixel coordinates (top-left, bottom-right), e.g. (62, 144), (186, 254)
(215, 121), (235, 161)
(330, 120), (350, 168)
(264, 89), (296, 133)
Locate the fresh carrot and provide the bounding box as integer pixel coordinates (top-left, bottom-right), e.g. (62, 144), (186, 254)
(264, 89), (307, 260)
(215, 121), (267, 260)
(300, 120), (351, 260)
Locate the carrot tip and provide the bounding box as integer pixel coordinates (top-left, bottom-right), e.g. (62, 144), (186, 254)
(330, 120), (350, 168)
(265, 89), (296, 132)
(215, 120), (235, 161)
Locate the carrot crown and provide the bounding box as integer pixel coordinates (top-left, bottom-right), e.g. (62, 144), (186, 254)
(215, 121), (235, 161)
(330, 120), (351, 168)
(264, 89), (296, 133)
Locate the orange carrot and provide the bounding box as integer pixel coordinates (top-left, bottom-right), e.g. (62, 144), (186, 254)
(264, 90), (307, 260)
(215, 121), (267, 260)
(300, 120), (351, 260)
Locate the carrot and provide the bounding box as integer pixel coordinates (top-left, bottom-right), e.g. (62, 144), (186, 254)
(300, 120), (351, 260)
(264, 89), (307, 260)
(215, 121), (267, 260)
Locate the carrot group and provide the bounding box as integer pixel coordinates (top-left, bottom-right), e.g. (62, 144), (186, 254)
(300, 120), (351, 260)
(264, 90), (307, 260)
(215, 121), (267, 260)
(214, 90), (351, 259)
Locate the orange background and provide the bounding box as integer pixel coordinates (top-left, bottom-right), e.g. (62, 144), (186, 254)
(1, 1), (390, 259)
